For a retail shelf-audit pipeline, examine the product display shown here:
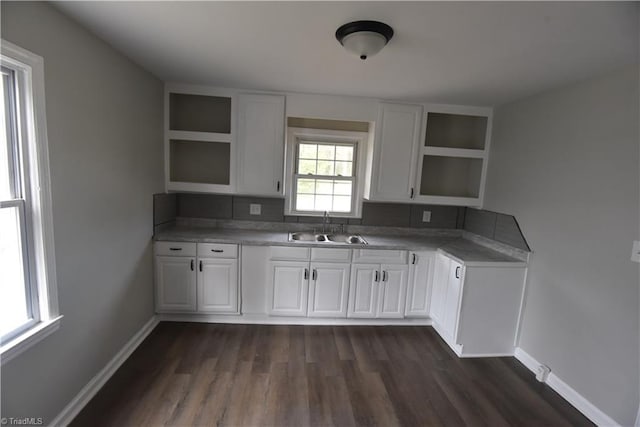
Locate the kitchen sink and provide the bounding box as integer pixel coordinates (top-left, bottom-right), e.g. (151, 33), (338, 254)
(288, 232), (367, 245)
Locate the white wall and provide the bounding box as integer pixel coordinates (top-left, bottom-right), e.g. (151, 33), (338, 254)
(484, 66), (639, 426)
(0, 2), (163, 423)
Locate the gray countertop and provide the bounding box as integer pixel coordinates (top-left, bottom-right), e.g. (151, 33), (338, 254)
(154, 225), (526, 266)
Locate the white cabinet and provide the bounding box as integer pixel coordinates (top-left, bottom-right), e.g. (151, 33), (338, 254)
(154, 241), (239, 314)
(348, 257), (409, 319)
(155, 255), (197, 312)
(430, 251), (526, 357)
(268, 261), (309, 316)
(198, 258), (239, 313)
(367, 103), (423, 202)
(307, 262), (351, 317)
(405, 251), (435, 317)
(236, 94), (285, 196)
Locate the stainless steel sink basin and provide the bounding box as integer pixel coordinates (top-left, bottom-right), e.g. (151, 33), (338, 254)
(288, 232), (367, 245)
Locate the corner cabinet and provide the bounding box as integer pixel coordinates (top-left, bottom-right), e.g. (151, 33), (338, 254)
(430, 251), (526, 357)
(414, 106), (492, 206)
(236, 94), (286, 196)
(367, 103), (423, 202)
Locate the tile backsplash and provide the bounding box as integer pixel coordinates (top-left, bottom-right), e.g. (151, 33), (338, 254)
(153, 193), (529, 251)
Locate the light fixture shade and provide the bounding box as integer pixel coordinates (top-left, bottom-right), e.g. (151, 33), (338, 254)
(336, 20), (394, 60)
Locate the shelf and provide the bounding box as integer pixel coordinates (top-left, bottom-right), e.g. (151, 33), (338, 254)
(422, 146), (485, 159)
(169, 93), (231, 133)
(167, 130), (232, 144)
(419, 155), (483, 198)
(169, 139), (230, 185)
(425, 112), (487, 150)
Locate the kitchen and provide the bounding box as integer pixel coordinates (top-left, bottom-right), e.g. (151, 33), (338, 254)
(0, 2), (638, 426)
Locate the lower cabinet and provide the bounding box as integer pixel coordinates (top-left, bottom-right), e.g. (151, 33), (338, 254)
(268, 261), (309, 316)
(308, 262), (351, 318)
(347, 263), (409, 319)
(430, 251), (526, 356)
(405, 251), (435, 317)
(154, 242), (239, 314)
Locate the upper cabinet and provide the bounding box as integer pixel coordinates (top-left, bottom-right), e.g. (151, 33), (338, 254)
(165, 85), (236, 193)
(367, 103), (423, 202)
(414, 106), (492, 206)
(236, 94), (285, 196)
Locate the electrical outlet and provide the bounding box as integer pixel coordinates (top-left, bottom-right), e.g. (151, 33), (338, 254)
(422, 210), (431, 222)
(632, 240), (640, 263)
(249, 204), (261, 215)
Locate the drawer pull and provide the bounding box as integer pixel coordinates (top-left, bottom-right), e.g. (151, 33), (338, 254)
(382, 271), (388, 282)
(190, 260), (194, 271)
(312, 269), (317, 280)
(169, 247), (182, 251)
(374, 271), (379, 282)
(455, 266), (461, 279)
(304, 268), (309, 280)
(412, 253), (416, 264)
(211, 249), (224, 253)
(199, 260), (203, 272)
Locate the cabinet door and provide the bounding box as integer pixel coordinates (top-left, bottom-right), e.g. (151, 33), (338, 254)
(430, 253), (451, 324)
(155, 256), (196, 312)
(405, 251), (435, 317)
(369, 103), (423, 202)
(268, 261), (309, 316)
(236, 94), (285, 196)
(348, 264), (379, 318)
(442, 259), (464, 340)
(308, 263), (351, 318)
(197, 258), (239, 313)
(377, 264), (409, 318)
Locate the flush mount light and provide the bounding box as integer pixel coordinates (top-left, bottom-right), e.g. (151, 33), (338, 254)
(335, 20), (394, 60)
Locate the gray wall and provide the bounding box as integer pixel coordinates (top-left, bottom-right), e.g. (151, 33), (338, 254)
(484, 66), (639, 425)
(1, 2), (163, 423)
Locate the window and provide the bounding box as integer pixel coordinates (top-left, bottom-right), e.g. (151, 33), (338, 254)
(286, 127), (368, 217)
(1, 40), (59, 363)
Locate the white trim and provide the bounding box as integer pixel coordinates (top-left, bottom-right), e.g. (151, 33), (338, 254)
(0, 316), (62, 365)
(635, 405), (640, 427)
(157, 313), (432, 326)
(514, 347), (621, 427)
(49, 316), (159, 427)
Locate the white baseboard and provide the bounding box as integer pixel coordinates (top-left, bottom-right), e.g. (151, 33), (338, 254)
(49, 316), (159, 427)
(514, 347), (620, 427)
(156, 313), (433, 326)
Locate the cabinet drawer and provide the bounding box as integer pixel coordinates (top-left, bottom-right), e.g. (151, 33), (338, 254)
(311, 248), (352, 262)
(198, 243), (238, 258)
(270, 246), (311, 261)
(155, 241), (196, 257)
(352, 249), (407, 264)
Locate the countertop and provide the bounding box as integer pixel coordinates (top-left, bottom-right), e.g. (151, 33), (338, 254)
(154, 225), (527, 266)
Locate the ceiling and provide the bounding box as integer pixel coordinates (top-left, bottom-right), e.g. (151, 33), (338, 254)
(54, 1), (638, 106)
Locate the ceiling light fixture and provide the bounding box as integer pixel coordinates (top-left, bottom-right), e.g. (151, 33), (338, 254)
(335, 20), (394, 60)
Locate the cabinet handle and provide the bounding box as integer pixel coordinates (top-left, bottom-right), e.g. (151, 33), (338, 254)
(276, 181), (281, 192)
(312, 269), (317, 280)
(412, 253), (416, 265)
(410, 188), (414, 199)
(169, 247), (182, 251)
(455, 266), (460, 279)
(304, 268), (309, 280)
(383, 271), (388, 282)
(199, 260), (203, 272)
(211, 249), (224, 253)
(374, 271), (379, 282)
(190, 259), (194, 271)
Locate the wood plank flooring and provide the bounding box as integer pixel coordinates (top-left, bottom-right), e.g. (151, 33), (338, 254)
(71, 322), (593, 427)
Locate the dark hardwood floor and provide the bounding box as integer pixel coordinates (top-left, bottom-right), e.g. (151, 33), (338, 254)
(71, 322), (593, 427)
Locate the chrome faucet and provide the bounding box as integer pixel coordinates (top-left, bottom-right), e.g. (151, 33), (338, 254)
(322, 211), (329, 233)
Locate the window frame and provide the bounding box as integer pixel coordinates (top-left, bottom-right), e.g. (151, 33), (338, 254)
(1, 40), (61, 365)
(285, 127), (368, 218)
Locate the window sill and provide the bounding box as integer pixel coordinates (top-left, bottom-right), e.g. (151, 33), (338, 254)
(0, 316), (63, 365)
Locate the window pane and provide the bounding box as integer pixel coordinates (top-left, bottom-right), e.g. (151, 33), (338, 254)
(299, 143), (317, 159)
(315, 195), (332, 211)
(317, 160), (334, 176)
(0, 206), (30, 337)
(317, 145), (335, 160)
(335, 145), (354, 161)
(1, 68), (16, 200)
(334, 181), (352, 195)
(298, 159), (316, 175)
(316, 180), (333, 195)
(335, 161), (353, 177)
(333, 196), (352, 212)
(297, 178), (315, 194)
(296, 194), (314, 211)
